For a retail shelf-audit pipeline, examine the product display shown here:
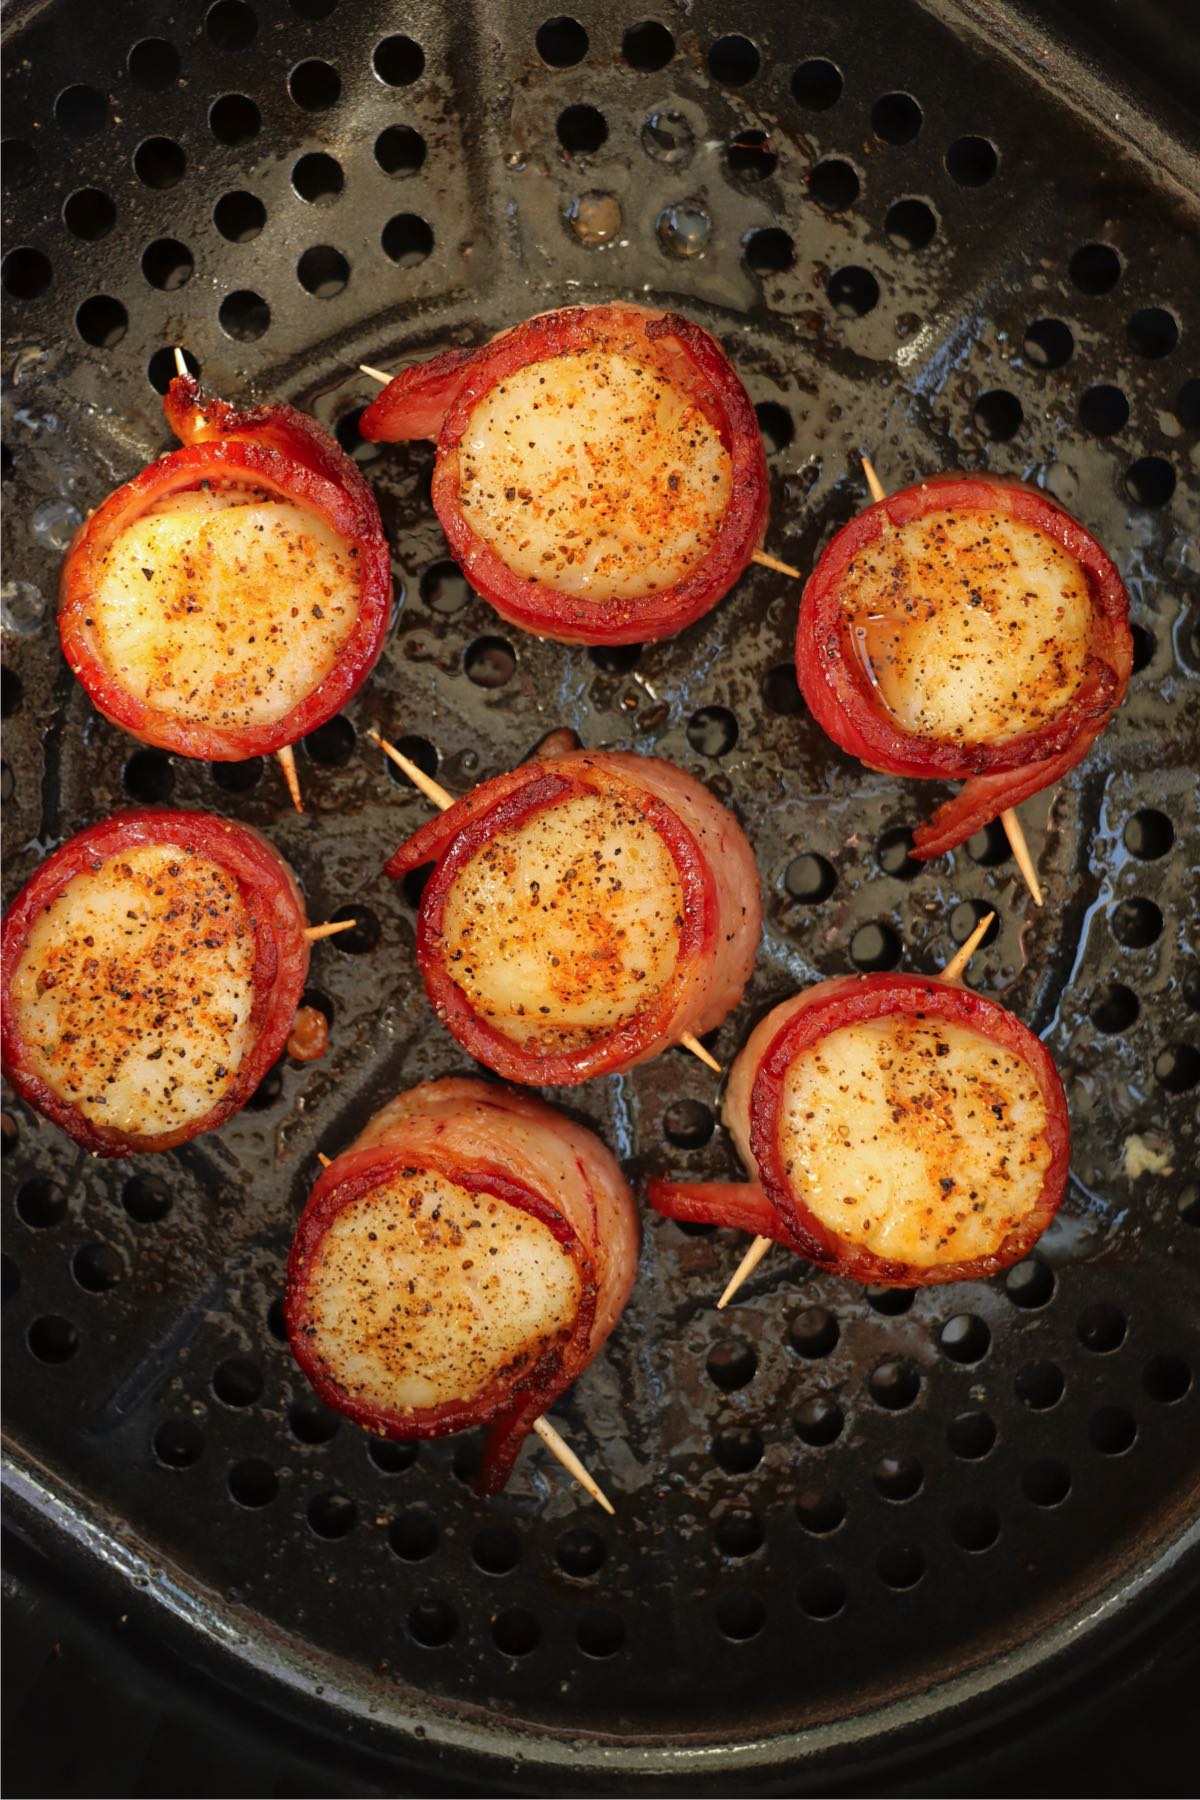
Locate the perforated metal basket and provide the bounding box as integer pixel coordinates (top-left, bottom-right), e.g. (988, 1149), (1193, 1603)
(2, 0), (1198, 1791)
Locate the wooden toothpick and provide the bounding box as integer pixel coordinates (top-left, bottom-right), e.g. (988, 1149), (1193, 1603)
(172, 345), (189, 380)
(303, 918), (358, 943)
(860, 457), (1042, 906)
(532, 1416), (615, 1515)
(358, 363), (393, 385)
(276, 743), (304, 813)
(716, 913), (996, 1308)
(317, 1152), (332, 1168)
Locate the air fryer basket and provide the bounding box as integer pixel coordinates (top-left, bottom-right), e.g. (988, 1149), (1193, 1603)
(2, 0), (1198, 1791)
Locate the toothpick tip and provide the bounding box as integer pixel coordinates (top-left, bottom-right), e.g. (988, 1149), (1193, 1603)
(359, 363), (392, 385)
(861, 455), (888, 503)
(172, 345), (188, 379)
(680, 1031), (722, 1073)
(317, 1152), (332, 1168)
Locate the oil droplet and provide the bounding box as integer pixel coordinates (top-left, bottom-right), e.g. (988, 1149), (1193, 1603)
(1, 579), (47, 634)
(641, 111), (694, 165)
(567, 191), (622, 248)
(31, 497), (82, 551)
(656, 200), (711, 259)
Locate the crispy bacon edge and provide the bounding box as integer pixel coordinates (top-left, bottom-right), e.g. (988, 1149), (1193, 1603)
(649, 972), (1070, 1287)
(284, 1081), (637, 1496)
(383, 752), (729, 1085)
(58, 375), (393, 761)
(360, 303), (770, 645)
(793, 474), (1133, 858)
(0, 807), (310, 1157)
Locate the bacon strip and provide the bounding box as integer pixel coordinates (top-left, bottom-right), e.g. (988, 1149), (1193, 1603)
(650, 973), (1070, 1287)
(285, 1077), (638, 1494)
(795, 474), (1132, 858)
(59, 374), (391, 762)
(361, 304), (769, 645)
(384, 750), (761, 1086)
(0, 808), (310, 1156)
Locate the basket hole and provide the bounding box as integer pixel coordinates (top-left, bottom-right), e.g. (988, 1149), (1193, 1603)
(952, 1502), (1000, 1551)
(641, 111), (694, 165)
(827, 265), (879, 317)
(965, 819), (1011, 867)
(687, 705), (738, 757)
(797, 1568), (846, 1620)
(795, 1396), (844, 1445)
(866, 1285), (913, 1315)
(1069, 242), (1121, 294)
(464, 636), (517, 688)
(384, 1509), (437, 1561)
(939, 1313), (990, 1363)
(744, 228), (795, 273)
(557, 105), (608, 155)
(289, 58), (340, 111)
(589, 643), (643, 674)
(420, 560), (469, 615)
(135, 135), (186, 187)
(207, 1), (257, 49)
(850, 921), (902, 972)
(1143, 1354), (1191, 1402)
(1175, 379), (1200, 428)
(869, 1359), (919, 1409)
(1089, 1405), (1137, 1455)
(623, 20), (674, 69)
(3, 248), (52, 300)
(29, 1315), (79, 1363)
(875, 825), (920, 878)
(1022, 1458), (1071, 1506)
(55, 83), (106, 137)
(783, 853), (836, 903)
(1127, 306), (1178, 357)
(408, 1600), (457, 1647)
(302, 714), (355, 764)
(375, 126), (427, 177)
(1090, 981), (1139, 1034)
(293, 153), (343, 204)
(373, 33), (425, 86)
(809, 159), (859, 210)
(946, 135), (998, 185)
(755, 407), (794, 459)
(266, 1296), (288, 1342)
(228, 1459), (278, 1507)
(369, 1437), (418, 1473)
(1079, 384), (1129, 436)
(877, 1543), (924, 1589)
(386, 735), (439, 789)
(2, 1254), (20, 1305)
(289, 1401), (339, 1444)
(795, 1487), (846, 1534)
(762, 665), (803, 718)
(1023, 318), (1074, 368)
(1015, 1360), (1064, 1409)
(536, 15), (588, 65)
(709, 34), (760, 85)
(308, 1491), (356, 1538)
(213, 1357), (264, 1406)
(1123, 808), (1174, 859)
(713, 1424), (764, 1472)
(142, 238), (193, 291)
(950, 899), (1000, 951)
(1125, 457), (1175, 508)
(128, 37), (180, 88)
(325, 905), (380, 955)
(728, 128), (777, 183)
(872, 92), (922, 142)
(63, 188), (116, 241)
(663, 1099), (714, 1149)
(1077, 1303), (1126, 1353)
(577, 1611), (624, 1657)
(298, 244), (349, 297)
(472, 1522), (520, 1573)
(154, 1419), (204, 1468)
(16, 1178), (66, 1229)
(706, 1341), (757, 1392)
(885, 198), (937, 250)
(493, 1609), (540, 1657)
(715, 1509), (764, 1557)
(789, 1307), (839, 1358)
(382, 213), (433, 266)
(1178, 1186), (1200, 1228)
(209, 94), (260, 144)
(72, 1243), (124, 1292)
(793, 59), (843, 110)
(76, 295), (128, 348)
(211, 755), (263, 792)
(1130, 623), (1156, 672)
(974, 389), (1023, 440)
(219, 289), (271, 341)
(0, 666), (18, 716)
(401, 860), (435, 909)
(212, 191), (265, 245)
(1005, 1256), (1054, 1308)
(873, 1455), (922, 1500)
(556, 1527), (605, 1577)
(333, 405), (379, 464)
(148, 345), (199, 393)
(946, 1410), (995, 1459)
(250, 1067), (284, 1113)
(1156, 1043), (1200, 1092)
(717, 1592), (765, 1640)
(123, 1175), (170, 1222)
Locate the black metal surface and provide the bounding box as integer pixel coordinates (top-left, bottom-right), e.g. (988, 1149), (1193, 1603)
(2, 0), (1198, 1791)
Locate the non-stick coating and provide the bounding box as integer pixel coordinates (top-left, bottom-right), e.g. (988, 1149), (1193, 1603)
(2, 0), (1198, 1789)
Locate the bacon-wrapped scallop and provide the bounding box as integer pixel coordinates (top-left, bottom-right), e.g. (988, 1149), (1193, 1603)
(360, 304), (769, 646)
(384, 749), (762, 1086)
(286, 1076), (638, 1495)
(795, 475), (1132, 859)
(59, 373), (391, 776)
(649, 973), (1070, 1286)
(1, 809), (313, 1156)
